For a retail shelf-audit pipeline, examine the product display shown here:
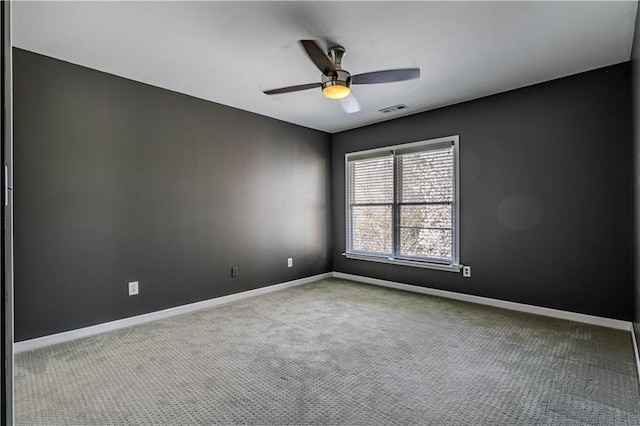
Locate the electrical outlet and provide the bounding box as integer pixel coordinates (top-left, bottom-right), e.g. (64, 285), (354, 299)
(231, 266), (239, 277)
(462, 266), (471, 278)
(287, 257), (293, 268)
(128, 281), (139, 296)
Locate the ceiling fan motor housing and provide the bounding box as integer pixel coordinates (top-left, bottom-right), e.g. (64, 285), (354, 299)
(321, 45), (351, 99)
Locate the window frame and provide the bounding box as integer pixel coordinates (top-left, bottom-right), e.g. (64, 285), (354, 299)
(344, 135), (461, 272)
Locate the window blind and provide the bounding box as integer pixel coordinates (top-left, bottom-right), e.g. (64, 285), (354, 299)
(345, 136), (459, 267)
(397, 146), (454, 261)
(347, 155), (393, 255)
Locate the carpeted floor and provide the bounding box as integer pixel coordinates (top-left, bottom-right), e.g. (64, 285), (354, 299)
(14, 278), (640, 425)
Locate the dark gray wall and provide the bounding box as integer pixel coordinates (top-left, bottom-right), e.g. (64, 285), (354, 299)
(333, 63), (633, 321)
(631, 2), (640, 354)
(13, 49), (332, 341)
(13, 45), (636, 342)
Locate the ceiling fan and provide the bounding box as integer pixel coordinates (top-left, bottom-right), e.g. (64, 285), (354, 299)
(263, 40), (420, 114)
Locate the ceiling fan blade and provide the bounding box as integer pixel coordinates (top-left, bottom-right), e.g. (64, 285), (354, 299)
(339, 94), (361, 114)
(300, 40), (336, 75)
(351, 68), (420, 85)
(264, 83), (321, 95)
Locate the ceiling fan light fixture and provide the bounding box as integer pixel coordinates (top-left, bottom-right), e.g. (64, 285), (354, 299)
(321, 69), (352, 99)
(322, 83), (350, 99)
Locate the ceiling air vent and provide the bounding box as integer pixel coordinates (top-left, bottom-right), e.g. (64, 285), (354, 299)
(378, 104), (408, 114)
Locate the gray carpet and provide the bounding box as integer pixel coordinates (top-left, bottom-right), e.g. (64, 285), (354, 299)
(14, 278), (640, 425)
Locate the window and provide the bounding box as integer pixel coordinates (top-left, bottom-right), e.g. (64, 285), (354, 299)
(345, 136), (459, 270)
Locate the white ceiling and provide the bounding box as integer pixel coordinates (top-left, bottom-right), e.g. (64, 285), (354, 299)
(12, 1), (638, 134)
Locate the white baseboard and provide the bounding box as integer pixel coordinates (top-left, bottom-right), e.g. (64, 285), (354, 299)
(15, 271), (634, 354)
(632, 324), (640, 383)
(14, 272), (332, 353)
(332, 272), (632, 331)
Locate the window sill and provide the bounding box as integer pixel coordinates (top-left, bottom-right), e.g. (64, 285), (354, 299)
(342, 253), (462, 272)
